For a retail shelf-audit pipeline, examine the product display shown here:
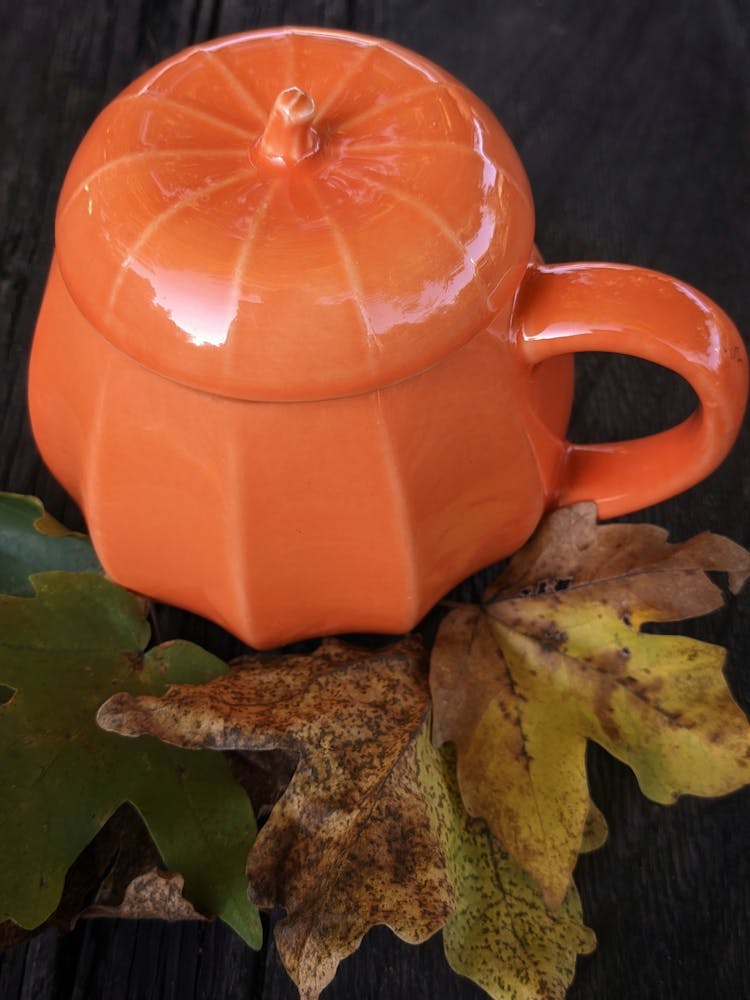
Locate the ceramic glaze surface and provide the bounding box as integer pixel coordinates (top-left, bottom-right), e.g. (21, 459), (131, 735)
(55, 27), (533, 401)
(29, 27), (748, 648)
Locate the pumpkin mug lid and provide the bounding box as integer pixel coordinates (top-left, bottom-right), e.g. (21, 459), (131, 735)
(55, 27), (534, 401)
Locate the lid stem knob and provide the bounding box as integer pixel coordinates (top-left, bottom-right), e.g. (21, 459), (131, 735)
(258, 87), (320, 165)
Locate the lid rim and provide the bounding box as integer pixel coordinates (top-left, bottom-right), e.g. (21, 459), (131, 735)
(54, 26), (535, 401)
(54, 252), (529, 403)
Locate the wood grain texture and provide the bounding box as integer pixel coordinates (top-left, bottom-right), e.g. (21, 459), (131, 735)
(1, 0), (749, 997)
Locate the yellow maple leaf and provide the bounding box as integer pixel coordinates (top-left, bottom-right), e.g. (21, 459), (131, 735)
(431, 503), (750, 909)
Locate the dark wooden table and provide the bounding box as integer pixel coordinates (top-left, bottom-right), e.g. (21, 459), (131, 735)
(2, 1), (749, 997)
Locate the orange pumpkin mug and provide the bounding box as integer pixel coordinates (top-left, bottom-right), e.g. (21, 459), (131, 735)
(28, 27), (748, 648)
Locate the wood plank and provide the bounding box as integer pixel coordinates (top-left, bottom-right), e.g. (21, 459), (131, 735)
(1, 0), (749, 997)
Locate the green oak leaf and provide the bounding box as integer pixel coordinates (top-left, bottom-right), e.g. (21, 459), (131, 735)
(0, 493), (101, 595)
(0, 571), (260, 947)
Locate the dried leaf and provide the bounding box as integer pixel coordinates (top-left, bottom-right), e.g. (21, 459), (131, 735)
(99, 637), (450, 996)
(99, 638), (593, 1000)
(85, 868), (205, 922)
(580, 801), (608, 854)
(431, 503), (750, 909)
(429, 748), (595, 1000)
(0, 572), (260, 947)
(0, 493), (100, 596)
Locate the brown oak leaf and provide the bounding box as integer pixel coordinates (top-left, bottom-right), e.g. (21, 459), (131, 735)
(98, 636), (594, 1000)
(431, 502), (750, 909)
(85, 868), (206, 922)
(98, 637), (453, 997)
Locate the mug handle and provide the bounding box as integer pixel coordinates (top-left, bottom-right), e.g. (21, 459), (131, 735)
(512, 262), (748, 518)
